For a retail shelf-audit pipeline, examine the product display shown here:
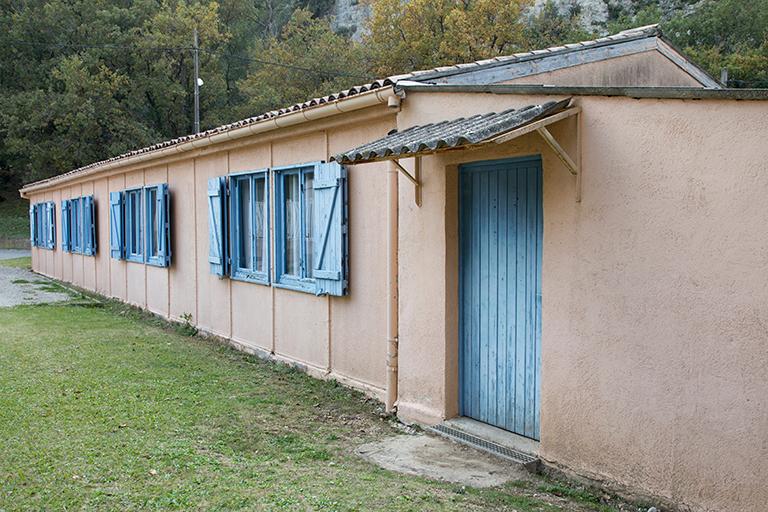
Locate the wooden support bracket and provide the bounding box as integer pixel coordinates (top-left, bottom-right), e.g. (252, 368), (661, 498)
(536, 124), (582, 202)
(393, 157), (422, 207)
(536, 126), (578, 176)
(492, 106), (582, 202)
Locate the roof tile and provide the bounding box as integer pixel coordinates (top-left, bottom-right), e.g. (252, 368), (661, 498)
(22, 25), (661, 189)
(333, 99), (571, 164)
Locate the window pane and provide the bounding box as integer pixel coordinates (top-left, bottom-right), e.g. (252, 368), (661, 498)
(238, 178), (252, 269)
(148, 188), (159, 258)
(304, 172), (315, 278)
(129, 191), (141, 255)
(131, 194), (137, 253)
(254, 176), (266, 273)
(284, 173), (300, 276)
(69, 201), (76, 249)
(72, 199), (80, 250)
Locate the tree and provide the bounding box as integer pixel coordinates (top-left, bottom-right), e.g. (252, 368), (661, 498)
(525, 0), (595, 50)
(664, 0), (768, 87)
(606, 0), (768, 88)
(0, 0), (233, 184)
(131, 1), (231, 134)
(363, 0), (532, 77)
(1, 0), (767, 193)
(237, 8), (366, 117)
(1, 56), (152, 183)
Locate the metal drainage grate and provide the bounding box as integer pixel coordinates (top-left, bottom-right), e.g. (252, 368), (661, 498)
(429, 424), (540, 471)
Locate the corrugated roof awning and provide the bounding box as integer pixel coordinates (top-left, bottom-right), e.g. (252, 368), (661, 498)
(333, 97), (583, 204)
(332, 98), (574, 164)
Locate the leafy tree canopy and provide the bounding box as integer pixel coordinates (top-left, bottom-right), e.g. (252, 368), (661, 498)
(0, 0), (765, 192)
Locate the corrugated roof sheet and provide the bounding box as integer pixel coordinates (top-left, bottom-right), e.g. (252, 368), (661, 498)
(332, 99), (571, 164)
(30, 80), (397, 188)
(22, 25), (660, 190)
(390, 25), (661, 83)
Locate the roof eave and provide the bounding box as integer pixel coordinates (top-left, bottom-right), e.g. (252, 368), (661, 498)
(409, 27), (661, 84)
(19, 85), (398, 197)
(655, 35), (723, 89)
(393, 83), (768, 100)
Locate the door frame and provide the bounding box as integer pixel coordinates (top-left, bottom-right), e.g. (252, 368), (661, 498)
(456, 154), (543, 439)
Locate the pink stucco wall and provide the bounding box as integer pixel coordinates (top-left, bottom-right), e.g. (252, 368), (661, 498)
(503, 49), (703, 87)
(28, 106), (395, 401)
(394, 91), (768, 512)
(26, 90), (768, 511)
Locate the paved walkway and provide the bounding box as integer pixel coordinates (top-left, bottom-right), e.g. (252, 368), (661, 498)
(0, 249), (31, 260)
(0, 265), (72, 307)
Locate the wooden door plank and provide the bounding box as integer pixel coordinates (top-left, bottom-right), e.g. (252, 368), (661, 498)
(458, 157), (542, 441)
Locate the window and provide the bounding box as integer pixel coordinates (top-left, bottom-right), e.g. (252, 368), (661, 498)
(34, 205), (42, 246)
(71, 198), (82, 252)
(125, 188), (143, 262)
(36, 204), (46, 248)
(111, 185), (170, 267)
(146, 187), (159, 259)
(207, 177), (227, 276)
(145, 184), (169, 267)
(61, 196), (96, 255)
(207, 162), (347, 296)
(109, 191), (125, 260)
(275, 165), (316, 292)
(30, 202), (56, 250)
(230, 171), (269, 284)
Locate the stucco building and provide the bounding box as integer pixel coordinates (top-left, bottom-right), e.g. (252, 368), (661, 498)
(21, 26), (768, 512)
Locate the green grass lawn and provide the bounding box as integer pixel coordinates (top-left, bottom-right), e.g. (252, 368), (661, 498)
(0, 300), (622, 511)
(0, 256), (31, 269)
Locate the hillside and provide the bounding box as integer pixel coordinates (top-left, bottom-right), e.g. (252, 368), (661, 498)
(0, 0), (765, 204)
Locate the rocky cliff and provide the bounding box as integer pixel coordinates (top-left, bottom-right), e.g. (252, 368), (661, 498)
(329, 0), (699, 40)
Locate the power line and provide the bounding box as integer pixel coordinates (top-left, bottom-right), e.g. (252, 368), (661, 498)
(198, 49), (373, 80)
(8, 39), (195, 52)
(7, 39), (374, 81)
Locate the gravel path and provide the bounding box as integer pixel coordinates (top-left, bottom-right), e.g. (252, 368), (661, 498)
(0, 266), (72, 307)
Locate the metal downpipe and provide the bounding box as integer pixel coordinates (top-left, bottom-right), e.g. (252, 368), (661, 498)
(385, 160), (399, 412)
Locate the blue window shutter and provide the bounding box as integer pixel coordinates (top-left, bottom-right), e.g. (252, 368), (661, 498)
(34, 204), (42, 247)
(41, 204), (48, 248)
(61, 200), (70, 252)
(83, 196), (96, 256)
(70, 199), (79, 253)
(156, 184), (170, 267)
(39, 205), (44, 247)
(47, 202), (56, 249)
(39, 205), (45, 247)
(41, 203), (47, 248)
(43, 203), (49, 249)
(82, 197), (91, 255)
(89, 196), (97, 255)
(109, 191), (124, 260)
(29, 205), (36, 247)
(208, 176), (227, 276)
(31, 204), (38, 247)
(312, 162), (348, 296)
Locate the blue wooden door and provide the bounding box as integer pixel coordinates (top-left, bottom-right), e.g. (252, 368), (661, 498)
(459, 156), (542, 440)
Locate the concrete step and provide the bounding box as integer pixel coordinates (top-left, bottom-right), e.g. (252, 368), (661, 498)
(428, 418), (540, 472)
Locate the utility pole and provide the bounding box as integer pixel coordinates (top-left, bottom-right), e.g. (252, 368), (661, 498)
(193, 28), (200, 134)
